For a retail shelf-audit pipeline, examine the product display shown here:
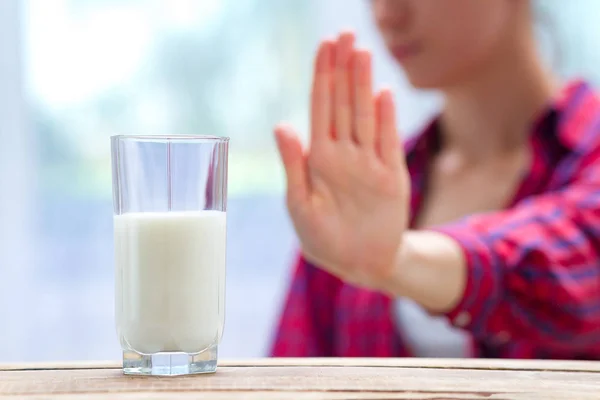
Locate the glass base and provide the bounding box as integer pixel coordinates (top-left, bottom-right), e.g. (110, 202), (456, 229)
(122, 345), (218, 376)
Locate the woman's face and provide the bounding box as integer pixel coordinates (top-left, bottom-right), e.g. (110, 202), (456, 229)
(371, 0), (529, 89)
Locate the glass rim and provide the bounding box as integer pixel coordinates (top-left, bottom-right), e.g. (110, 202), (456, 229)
(111, 134), (229, 143)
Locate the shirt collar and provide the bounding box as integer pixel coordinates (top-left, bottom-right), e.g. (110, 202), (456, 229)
(405, 79), (600, 161)
(552, 79), (600, 152)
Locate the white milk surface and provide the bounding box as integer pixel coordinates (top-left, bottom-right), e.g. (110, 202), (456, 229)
(114, 210), (226, 354)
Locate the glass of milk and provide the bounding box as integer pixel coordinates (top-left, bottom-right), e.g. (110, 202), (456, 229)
(110, 135), (228, 376)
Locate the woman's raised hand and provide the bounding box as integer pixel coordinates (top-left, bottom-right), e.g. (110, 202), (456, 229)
(274, 32), (410, 290)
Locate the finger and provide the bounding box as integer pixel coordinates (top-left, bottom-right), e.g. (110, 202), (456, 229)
(374, 91), (384, 159)
(275, 124), (310, 208)
(377, 89), (403, 168)
(310, 40), (335, 146)
(353, 49), (376, 148)
(333, 32), (355, 141)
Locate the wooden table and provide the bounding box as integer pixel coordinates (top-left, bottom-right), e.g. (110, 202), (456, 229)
(2, 358), (600, 399)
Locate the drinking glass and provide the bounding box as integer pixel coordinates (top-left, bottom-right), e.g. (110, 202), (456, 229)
(111, 135), (228, 376)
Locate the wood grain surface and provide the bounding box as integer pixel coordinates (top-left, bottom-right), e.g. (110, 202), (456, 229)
(1, 358), (599, 399)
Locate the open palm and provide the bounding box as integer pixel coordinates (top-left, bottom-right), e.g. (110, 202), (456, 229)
(275, 32), (410, 290)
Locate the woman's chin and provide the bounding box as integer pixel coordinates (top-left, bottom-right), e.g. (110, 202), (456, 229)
(403, 72), (446, 90)
(400, 63), (459, 90)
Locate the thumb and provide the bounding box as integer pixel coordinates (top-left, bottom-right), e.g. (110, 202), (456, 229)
(274, 123), (310, 207)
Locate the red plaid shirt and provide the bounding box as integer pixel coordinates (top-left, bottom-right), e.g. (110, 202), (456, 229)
(270, 80), (600, 359)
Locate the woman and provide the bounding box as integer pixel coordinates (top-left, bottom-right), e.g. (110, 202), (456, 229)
(270, 0), (600, 359)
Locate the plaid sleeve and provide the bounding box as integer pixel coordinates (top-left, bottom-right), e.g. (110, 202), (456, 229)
(269, 253), (343, 357)
(434, 168), (600, 352)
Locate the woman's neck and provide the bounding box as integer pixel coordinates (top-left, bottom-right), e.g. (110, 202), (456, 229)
(439, 38), (558, 163)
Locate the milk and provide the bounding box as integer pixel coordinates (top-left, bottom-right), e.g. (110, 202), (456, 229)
(114, 210), (226, 354)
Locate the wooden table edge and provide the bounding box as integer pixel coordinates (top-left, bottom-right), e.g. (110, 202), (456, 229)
(2, 357), (600, 373)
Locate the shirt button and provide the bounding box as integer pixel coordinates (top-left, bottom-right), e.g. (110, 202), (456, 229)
(453, 312), (471, 327)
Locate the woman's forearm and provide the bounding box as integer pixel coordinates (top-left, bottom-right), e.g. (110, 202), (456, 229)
(384, 230), (468, 314)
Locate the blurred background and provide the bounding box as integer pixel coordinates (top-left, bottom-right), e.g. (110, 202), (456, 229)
(1, 0), (600, 362)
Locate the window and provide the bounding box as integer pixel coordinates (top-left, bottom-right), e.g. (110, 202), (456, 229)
(1, 0), (600, 362)
(21, 0), (318, 361)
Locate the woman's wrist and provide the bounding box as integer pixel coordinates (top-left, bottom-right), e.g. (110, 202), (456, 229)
(383, 230), (468, 314)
